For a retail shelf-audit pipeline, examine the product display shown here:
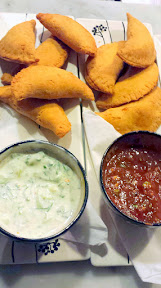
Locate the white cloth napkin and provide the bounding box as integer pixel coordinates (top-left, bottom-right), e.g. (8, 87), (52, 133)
(61, 201), (108, 246)
(83, 110), (161, 284)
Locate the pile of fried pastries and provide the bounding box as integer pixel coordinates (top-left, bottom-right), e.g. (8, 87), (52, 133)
(0, 14), (96, 138)
(0, 13), (161, 138)
(85, 13), (161, 135)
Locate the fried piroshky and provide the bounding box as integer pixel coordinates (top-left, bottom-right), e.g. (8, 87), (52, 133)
(0, 86), (12, 102)
(96, 63), (159, 109)
(117, 13), (156, 68)
(36, 13), (97, 56)
(33, 37), (68, 68)
(0, 86), (71, 138)
(0, 20), (38, 64)
(1, 73), (13, 85)
(1, 64), (28, 85)
(96, 87), (161, 134)
(11, 66), (94, 101)
(85, 42), (124, 94)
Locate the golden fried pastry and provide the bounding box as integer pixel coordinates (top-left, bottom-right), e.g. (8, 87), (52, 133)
(96, 63), (159, 109)
(96, 87), (161, 134)
(85, 42), (124, 94)
(0, 85), (13, 102)
(0, 86), (71, 138)
(117, 13), (156, 68)
(0, 20), (38, 64)
(1, 73), (13, 85)
(33, 37), (68, 68)
(36, 13), (97, 56)
(15, 99), (71, 138)
(11, 65), (94, 101)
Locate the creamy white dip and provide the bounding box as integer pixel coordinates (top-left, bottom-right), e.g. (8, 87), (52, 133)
(0, 151), (81, 239)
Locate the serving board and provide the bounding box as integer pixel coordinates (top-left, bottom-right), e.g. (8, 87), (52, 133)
(76, 18), (157, 267)
(0, 12), (90, 264)
(0, 13), (158, 266)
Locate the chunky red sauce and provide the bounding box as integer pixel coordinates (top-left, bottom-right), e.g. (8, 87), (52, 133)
(102, 148), (161, 224)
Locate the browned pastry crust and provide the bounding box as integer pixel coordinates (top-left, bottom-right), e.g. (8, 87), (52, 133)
(117, 13), (156, 68)
(32, 37), (68, 68)
(11, 66), (94, 101)
(36, 13), (97, 56)
(96, 87), (161, 134)
(0, 20), (38, 64)
(96, 63), (159, 109)
(0, 86), (71, 138)
(1, 73), (13, 85)
(85, 42), (124, 94)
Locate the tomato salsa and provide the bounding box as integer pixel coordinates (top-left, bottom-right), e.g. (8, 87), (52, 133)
(102, 147), (161, 224)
